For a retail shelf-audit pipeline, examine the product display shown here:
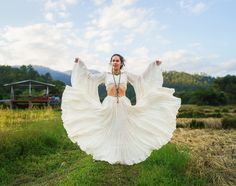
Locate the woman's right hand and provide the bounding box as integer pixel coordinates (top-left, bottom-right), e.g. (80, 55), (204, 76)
(155, 59), (162, 66)
(74, 57), (80, 63)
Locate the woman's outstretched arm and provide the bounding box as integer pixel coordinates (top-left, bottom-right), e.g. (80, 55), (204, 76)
(142, 60), (163, 88)
(71, 57), (105, 87)
(126, 59), (163, 103)
(127, 60), (163, 86)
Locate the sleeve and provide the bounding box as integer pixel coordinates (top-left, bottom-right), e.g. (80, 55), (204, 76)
(71, 60), (105, 103)
(126, 61), (164, 104)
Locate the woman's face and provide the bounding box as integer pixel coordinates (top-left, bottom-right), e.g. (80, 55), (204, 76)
(111, 55), (121, 69)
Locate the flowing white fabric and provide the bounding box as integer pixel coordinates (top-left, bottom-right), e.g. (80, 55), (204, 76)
(61, 60), (181, 165)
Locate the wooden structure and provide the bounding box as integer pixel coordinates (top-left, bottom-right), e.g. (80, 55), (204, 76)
(4, 80), (55, 109)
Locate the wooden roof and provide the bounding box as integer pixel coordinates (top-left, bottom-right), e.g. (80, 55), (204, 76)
(4, 80), (55, 87)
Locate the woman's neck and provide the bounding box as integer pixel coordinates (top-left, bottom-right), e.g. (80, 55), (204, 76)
(112, 68), (120, 75)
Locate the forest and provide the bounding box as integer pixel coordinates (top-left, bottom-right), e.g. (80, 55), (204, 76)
(0, 65), (65, 100)
(0, 65), (235, 106)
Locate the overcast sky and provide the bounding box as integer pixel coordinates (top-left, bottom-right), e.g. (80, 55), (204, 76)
(0, 0), (235, 77)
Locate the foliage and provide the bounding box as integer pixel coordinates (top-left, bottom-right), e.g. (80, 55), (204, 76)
(163, 70), (215, 92)
(222, 116), (236, 129)
(163, 71), (236, 105)
(190, 119), (205, 129)
(213, 75), (236, 103)
(1, 65), (236, 106)
(0, 65), (65, 99)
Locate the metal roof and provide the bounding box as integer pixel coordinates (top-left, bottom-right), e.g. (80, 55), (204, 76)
(4, 80), (55, 87)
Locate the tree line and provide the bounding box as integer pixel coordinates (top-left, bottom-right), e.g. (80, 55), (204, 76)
(0, 65), (235, 106)
(163, 71), (236, 105)
(0, 65), (65, 100)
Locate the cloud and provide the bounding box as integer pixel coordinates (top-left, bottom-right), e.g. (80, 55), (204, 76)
(3, 0), (231, 78)
(45, 12), (54, 21)
(84, 0), (157, 53)
(188, 42), (201, 48)
(92, 0), (106, 6)
(125, 46), (152, 74)
(0, 22), (86, 71)
(43, 0), (78, 21)
(203, 59), (236, 77)
(94, 2), (149, 31)
(161, 49), (214, 71)
(0, 0), (162, 74)
(179, 0), (208, 15)
(160, 49), (236, 77)
(0, 23), (234, 77)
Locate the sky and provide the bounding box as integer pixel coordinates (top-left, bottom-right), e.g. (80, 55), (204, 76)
(0, 0), (235, 77)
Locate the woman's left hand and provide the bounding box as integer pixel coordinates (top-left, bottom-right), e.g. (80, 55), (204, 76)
(155, 60), (162, 65)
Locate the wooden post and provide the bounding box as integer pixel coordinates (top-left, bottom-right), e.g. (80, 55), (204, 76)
(46, 86), (49, 96)
(28, 100), (33, 108)
(10, 100), (13, 109)
(29, 81), (32, 109)
(10, 86), (14, 100)
(46, 86), (50, 106)
(29, 81), (32, 97)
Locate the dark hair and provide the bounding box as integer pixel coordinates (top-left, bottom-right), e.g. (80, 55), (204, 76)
(110, 54), (125, 69)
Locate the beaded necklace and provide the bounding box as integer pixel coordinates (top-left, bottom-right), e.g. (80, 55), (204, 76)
(112, 72), (121, 103)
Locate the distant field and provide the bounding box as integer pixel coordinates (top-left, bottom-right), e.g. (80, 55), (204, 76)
(0, 106), (235, 186)
(177, 104), (236, 129)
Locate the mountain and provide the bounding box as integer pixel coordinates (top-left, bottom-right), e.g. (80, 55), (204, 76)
(32, 65), (100, 85)
(32, 65), (71, 85)
(162, 70), (215, 92)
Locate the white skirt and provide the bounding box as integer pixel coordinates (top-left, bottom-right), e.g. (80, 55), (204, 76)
(61, 85), (181, 165)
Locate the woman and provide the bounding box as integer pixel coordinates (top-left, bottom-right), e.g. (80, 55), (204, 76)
(61, 54), (181, 165)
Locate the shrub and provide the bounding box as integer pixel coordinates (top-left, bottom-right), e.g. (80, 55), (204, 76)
(190, 119), (205, 129)
(176, 123), (185, 128)
(178, 110), (206, 118)
(222, 117), (236, 129)
(192, 111), (206, 118)
(177, 111), (193, 118)
(221, 108), (229, 112)
(206, 113), (222, 118)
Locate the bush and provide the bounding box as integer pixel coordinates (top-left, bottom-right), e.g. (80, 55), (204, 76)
(178, 111), (193, 118)
(190, 119), (205, 129)
(176, 123), (185, 128)
(206, 113), (222, 118)
(222, 117), (236, 129)
(221, 108), (229, 112)
(178, 110), (206, 118)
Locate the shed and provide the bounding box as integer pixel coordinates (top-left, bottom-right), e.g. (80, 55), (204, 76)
(4, 80), (55, 108)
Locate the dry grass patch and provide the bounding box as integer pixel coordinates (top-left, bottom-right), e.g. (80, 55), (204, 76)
(177, 118), (222, 128)
(171, 128), (236, 186)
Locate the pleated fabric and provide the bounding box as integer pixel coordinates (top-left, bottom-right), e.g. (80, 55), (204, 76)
(61, 61), (181, 165)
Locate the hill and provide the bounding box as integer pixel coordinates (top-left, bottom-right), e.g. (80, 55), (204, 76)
(1, 64), (235, 105)
(32, 65), (71, 85)
(32, 65), (216, 91)
(163, 70), (215, 92)
(32, 66), (101, 86)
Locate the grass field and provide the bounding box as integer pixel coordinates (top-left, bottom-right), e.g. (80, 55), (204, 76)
(0, 106), (235, 186)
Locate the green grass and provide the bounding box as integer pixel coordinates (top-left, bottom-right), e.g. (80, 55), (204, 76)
(0, 110), (208, 186)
